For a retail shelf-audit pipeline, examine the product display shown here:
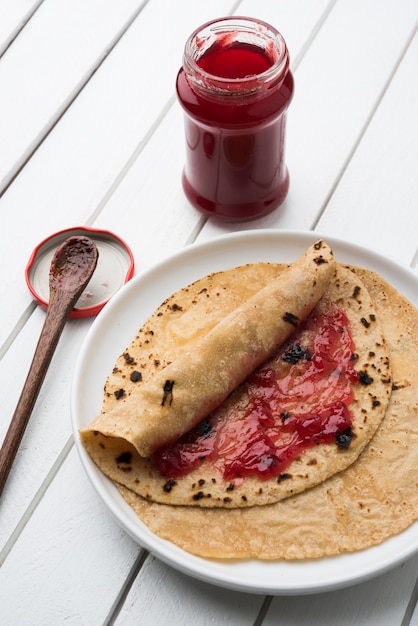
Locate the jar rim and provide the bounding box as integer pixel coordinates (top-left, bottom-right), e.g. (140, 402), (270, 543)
(183, 16), (289, 95)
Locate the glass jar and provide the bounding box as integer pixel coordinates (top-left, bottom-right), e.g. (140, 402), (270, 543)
(176, 16), (294, 221)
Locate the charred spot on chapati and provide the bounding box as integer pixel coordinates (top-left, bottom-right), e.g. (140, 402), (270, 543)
(335, 427), (355, 449)
(163, 478), (177, 493)
(130, 370), (142, 383)
(123, 352), (135, 365)
(277, 473), (292, 483)
(282, 342), (312, 364)
(361, 314), (377, 329)
(193, 491), (205, 501)
(313, 255), (329, 265)
(116, 451), (132, 464)
(283, 312), (299, 326)
(161, 380), (174, 406)
(358, 371), (374, 385)
(114, 388), (125, 400)
(116, 451), (133, 471)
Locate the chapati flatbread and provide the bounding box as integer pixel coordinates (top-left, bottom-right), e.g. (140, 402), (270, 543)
(80, 264), (390, 510)
(114, 267), (418, 559)
(81, 240), (336, 459)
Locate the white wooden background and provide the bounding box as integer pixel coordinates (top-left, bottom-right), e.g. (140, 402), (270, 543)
(0, 1), (417, 624)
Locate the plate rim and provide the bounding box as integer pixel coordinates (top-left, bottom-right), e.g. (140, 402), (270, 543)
(71, 228), (418, 595)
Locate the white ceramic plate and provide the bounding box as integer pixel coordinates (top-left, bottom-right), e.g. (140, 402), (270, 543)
(71, 229), (418, 595)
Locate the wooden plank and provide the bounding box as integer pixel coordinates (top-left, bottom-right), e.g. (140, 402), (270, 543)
(0, 0), (145, 192)
(0, 448), (143, 625)
(91, 102), (197, 271)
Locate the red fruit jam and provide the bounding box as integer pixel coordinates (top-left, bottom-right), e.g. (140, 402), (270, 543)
(155, 307), (359, 481)
(197, 43), (272, 79)
(176, 17), (294, 221)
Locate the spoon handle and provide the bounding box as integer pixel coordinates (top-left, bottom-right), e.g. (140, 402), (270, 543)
(0, 288), (75, 497)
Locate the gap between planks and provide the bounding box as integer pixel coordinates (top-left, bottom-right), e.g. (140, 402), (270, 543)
(0, 0), (44, 58)
(104, 549), (149, 626)
(400, 575), (418, 626)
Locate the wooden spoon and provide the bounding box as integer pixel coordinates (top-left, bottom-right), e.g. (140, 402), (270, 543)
(0, 236), (98, 497)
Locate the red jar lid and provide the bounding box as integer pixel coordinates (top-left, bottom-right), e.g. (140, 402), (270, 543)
(25, 226), (135, 318)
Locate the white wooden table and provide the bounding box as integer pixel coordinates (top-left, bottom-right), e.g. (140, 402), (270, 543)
(1, 1), (418, 623)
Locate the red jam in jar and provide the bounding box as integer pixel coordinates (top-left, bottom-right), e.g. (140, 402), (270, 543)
(176, 17), (294, 221)
(155, 307), (359, 481)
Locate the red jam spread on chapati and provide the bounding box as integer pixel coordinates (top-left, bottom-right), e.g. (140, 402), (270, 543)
(155, 306), (359, 480)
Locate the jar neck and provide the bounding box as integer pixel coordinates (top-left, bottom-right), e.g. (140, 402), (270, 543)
(183, 17), (290, 102)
